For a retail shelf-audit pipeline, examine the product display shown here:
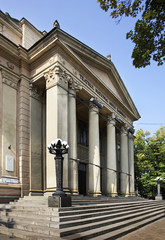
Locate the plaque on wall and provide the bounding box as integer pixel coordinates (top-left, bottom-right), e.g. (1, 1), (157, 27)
(6, 155), (14, 172)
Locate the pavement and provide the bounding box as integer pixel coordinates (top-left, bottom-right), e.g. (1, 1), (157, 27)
(0, 218), (164, 239)
(118, 218), (165, 240)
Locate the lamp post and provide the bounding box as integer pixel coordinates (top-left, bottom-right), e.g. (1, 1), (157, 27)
(47, 139), (71, 207)
(155, 177), (163, 201)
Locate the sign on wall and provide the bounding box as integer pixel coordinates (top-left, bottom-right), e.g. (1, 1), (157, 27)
(6, 155), (14, 172)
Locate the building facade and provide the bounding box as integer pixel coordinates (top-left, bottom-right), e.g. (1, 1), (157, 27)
(0, 11), (140, 202)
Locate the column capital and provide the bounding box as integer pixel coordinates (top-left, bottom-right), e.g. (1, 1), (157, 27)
(107, 113), (116, 125)
(121, 124), (129, 135)
(128, 131), (135, 141)
(44, 65), (72, 89)
(89, 101), (99, 113)
(69, 78), (82, 92)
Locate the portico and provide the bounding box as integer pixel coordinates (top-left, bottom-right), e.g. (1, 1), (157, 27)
(0, 11), (140, 202)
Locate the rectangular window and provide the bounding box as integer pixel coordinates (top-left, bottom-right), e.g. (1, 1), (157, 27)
(78, 120), (88, 146)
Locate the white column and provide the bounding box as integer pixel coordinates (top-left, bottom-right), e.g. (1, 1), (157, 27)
(120, 125), (129, 196)
(68, 88), (78, 194)
(88, 102), (101, 196)
(45, 66), (69, 194)
(107, 114), (118, 196)
(128, 131), (135, 196)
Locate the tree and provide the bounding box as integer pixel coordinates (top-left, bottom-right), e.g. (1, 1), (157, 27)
(97, 0), (165, 68)
(134, 127), (165, 198)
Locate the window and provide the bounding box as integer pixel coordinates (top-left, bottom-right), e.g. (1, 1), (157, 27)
(78, 121), (88, 146)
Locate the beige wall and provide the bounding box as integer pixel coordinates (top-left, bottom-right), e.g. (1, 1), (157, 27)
(22, 22), (42, 49)
(2, 84), (17, 177)
(30, 97), (42, 192)
(0, 22), (21, 46)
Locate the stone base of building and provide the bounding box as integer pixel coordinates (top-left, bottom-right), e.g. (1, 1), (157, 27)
(48, 195), (72, 207)
(155, 195), (163, 201)
(107, 193), (118, 197)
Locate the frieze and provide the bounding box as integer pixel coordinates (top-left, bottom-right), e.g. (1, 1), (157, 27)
(79, 73), (126, 119)
(2, 73), (18, 90)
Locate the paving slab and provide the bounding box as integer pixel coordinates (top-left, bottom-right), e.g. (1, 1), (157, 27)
(118, 218), (165, 240)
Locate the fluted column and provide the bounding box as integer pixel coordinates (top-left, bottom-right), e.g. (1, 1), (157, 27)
(88, 102), (101, 196)
(107, 114), (118, 196)
(120, 125), (129, 196)
(128, 131), (135, 196)
(68, 79), (82, 194)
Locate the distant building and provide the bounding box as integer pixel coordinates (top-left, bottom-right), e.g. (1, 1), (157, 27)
(0, 11), (140, 202)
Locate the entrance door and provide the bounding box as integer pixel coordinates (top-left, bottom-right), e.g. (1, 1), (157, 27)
(78, 163), (86, 195)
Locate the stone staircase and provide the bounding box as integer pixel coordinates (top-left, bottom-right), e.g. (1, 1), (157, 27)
(0, 196), (164, 239)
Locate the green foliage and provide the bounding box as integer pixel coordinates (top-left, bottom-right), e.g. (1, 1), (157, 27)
(97, 0), (165, 68)
(134, 126), (165, 198)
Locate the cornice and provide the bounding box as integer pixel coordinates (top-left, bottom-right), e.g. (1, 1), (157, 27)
(0, 34), (28, 62)
(0, 11), (22, 36)
(27, 31), (58, 61)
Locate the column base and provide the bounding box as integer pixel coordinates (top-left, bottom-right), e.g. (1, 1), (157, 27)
(70, 189), (79, 195)
(129, 192), (136, 196)
(88, 191), (102, 197)
(48, 196), (72, 207)
(155, 195), (163, 201)
(106, 193), (118, 197)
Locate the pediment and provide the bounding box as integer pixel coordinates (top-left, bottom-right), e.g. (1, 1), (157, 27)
(55, 38), (140, 121)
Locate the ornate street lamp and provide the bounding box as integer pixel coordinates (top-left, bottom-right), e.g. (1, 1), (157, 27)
(155, 177), (163, 201)
(47, 139), (71, 207)
(47, 139), (69, 196)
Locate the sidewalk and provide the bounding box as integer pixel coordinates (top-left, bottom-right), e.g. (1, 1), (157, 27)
(119, 218), (165, 240)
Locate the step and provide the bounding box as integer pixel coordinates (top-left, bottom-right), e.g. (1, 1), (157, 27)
(58, 204), (165, 227)
(88, 215), (165, 240)
(0, 226), (60, 240)
(61, 211), (165, 239)
(58, 201), (165, 216)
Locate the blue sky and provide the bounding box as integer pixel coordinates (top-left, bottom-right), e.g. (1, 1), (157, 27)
(1, 0), (165, 135)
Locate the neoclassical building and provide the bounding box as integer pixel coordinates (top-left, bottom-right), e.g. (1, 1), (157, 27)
(0, 11), (140, 202)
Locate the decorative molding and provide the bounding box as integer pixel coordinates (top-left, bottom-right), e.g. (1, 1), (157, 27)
(49, 57), (55, 64)
(69, 78), (82, 92)
(6, 62), (14, 70)
(2, 72), (18, 90)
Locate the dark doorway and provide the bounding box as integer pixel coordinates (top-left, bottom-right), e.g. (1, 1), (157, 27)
(78, 163), (86, 195)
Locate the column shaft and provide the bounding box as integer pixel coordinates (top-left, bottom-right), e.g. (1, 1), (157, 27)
(107, 116), (117, 196)
(120, 126), (129, 196)
(68, 88), (78, 194)
(128, 132), (135, 196)
(88, 102), (101, 196)
(45, 66), (69, 194)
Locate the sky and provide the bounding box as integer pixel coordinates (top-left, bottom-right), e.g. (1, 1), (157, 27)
(0, 0), (165, 135)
